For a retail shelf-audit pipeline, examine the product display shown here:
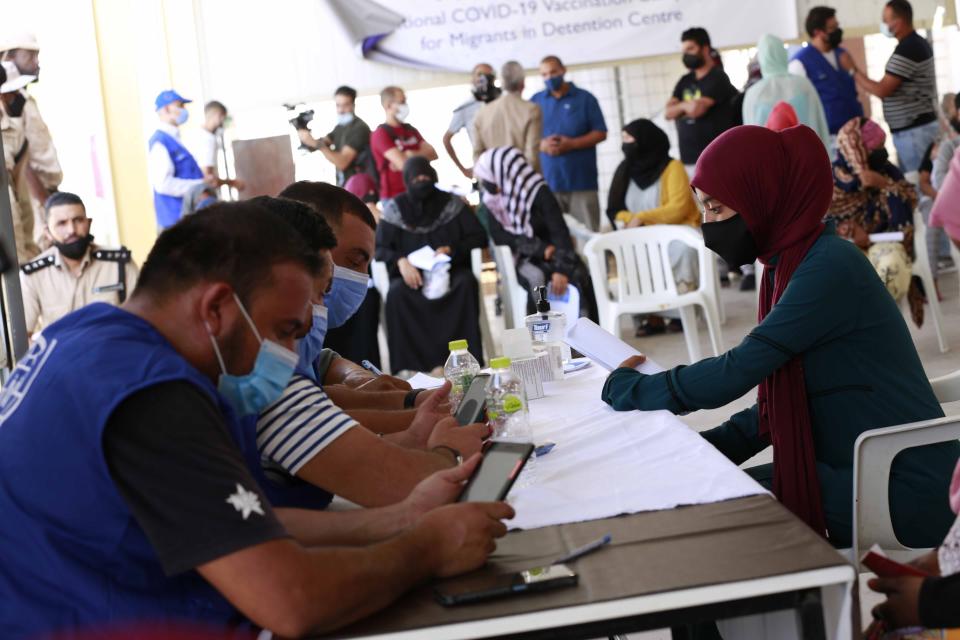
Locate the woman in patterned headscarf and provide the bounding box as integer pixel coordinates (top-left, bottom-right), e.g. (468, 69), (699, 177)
(828, 117), (923, 324)
(474, 146), (598, 321)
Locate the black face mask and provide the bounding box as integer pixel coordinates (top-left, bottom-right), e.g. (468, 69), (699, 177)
(826, 28), (843, 49)
(5, 92), (26, 118)
(407, 180), (435, 201)
(867, 148), (889, 172)
(682, 53), (705, 70)
(950, 118), (960, 135)
(702, 215), (758, 268)
(472, 74), (500, 103)
(54, 234), (94, 260)
(621, 142), (640, 161)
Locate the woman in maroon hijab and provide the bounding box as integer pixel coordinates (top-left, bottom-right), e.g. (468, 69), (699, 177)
(602, 124), (957, 549)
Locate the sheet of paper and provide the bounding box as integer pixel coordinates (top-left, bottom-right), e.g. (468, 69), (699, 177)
(869, 231), (905, 243)
(406, 245), (452, 271)
(564, 318), (664, 374)
(406, 372), (446, 389)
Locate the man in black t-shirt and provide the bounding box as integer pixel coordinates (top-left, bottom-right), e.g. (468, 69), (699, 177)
(853, 0), (938, 173)
(0, 202), (514, 637)
(298, 85), (372, 186)
(666, 27), (739, 169)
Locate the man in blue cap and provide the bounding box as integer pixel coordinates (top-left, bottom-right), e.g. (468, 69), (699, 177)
(148, 89), (218, 230)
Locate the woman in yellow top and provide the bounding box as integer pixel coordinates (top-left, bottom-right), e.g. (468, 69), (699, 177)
(607, 119), (699, 229)
(606, 118), (701, 335)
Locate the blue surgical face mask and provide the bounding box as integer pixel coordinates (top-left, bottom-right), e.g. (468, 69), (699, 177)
(880, 21), (895, 38)
(206, 294), (299, 416)
(175, 106), (189, 125)
(337, 112), (355, 126)
(295, 304), (328, 381)
(326, 266), (370, 328)
(545, 75), (564, 93)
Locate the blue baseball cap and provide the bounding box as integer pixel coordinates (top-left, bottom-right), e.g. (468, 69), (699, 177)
(155, 89), (192, 111)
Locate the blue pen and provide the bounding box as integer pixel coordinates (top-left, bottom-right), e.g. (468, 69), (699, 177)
(361, 360), (383, 376)
(553, 535), (612, 564)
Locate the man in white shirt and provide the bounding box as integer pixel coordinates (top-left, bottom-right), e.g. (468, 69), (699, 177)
(190, 100), (245, 193)
(148, 89), (225, 230)
(192, 100), (224, 178)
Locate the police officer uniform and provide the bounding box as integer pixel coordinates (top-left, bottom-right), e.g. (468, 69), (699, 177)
(0, 33), (62, 254)
(20, 243), (139, 334)
(1, 61), (41, 262)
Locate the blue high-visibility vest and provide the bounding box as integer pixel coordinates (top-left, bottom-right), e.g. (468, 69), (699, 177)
(792, 46), (863, 134)
(0, 303), (258, 638)
(149, 129), (203, 229)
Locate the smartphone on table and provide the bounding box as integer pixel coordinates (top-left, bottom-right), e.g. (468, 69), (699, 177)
(434, 563), (578, 606)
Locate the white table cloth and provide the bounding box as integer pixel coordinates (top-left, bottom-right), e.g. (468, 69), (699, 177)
(507, 363), (767, 530)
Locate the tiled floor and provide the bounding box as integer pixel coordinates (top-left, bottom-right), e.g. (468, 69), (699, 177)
(480, 268), (960, 639)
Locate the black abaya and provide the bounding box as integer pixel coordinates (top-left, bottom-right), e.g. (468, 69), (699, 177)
(375, 197), (487, 372)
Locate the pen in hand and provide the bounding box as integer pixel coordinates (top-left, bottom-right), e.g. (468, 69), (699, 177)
(361, 360), (383, 377)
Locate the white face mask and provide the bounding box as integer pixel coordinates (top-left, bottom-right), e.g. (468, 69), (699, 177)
(337, 112), (355, 126)
(880, 21), (895, 38)
(394, 103), (410, 123)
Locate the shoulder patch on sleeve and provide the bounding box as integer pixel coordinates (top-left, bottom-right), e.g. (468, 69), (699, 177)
(20, 254), (55, 275)
(93, 246), (132, 263)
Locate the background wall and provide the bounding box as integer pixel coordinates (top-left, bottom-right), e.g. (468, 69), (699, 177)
(2, 0), (958, 260)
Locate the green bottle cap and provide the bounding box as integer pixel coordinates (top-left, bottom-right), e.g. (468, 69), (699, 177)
(448, 339), (468, 351)
(490, 356), (512, 369)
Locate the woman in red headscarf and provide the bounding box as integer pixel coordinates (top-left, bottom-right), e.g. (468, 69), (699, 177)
(602, 124), (957, 549)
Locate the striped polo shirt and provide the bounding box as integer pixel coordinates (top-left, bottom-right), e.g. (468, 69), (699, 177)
(256, 374), (357, 481)
(882, 31), (937, 132)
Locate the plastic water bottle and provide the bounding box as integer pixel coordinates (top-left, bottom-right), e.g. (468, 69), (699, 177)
(443, 339), (481, 412)
(486, 357), (536, 484)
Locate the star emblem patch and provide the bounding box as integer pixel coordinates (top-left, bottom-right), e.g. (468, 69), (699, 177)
(226, 483), (265, 520)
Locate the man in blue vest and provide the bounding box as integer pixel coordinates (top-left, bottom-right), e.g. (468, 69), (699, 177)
(0, 202), (513, 638)
(148, 89), (216, 230)
(789, 6), (864, 151)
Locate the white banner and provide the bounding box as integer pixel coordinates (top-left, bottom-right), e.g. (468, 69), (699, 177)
(331, 0), (798, 72)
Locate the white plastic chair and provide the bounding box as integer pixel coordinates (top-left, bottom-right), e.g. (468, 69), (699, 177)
(490, 245), (529, 330)
(471, 248), (495, 362)
(851, 415), (960, 569)
(931, 368), (960, 404)
(583, 226), (723, 363)
(370, 260), (391, 374)
(562, 213), (599, 260)
(912, 209), (949, 353)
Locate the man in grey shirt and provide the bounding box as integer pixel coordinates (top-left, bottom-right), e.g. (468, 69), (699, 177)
(443, 63), (499, 179)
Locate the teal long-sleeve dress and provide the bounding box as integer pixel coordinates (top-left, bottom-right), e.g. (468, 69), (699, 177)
(601, 226), (958, 547)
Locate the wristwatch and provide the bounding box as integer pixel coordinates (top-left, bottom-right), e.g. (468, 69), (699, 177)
(403, 388), (425, 408)
(431, 445), (463, 466)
